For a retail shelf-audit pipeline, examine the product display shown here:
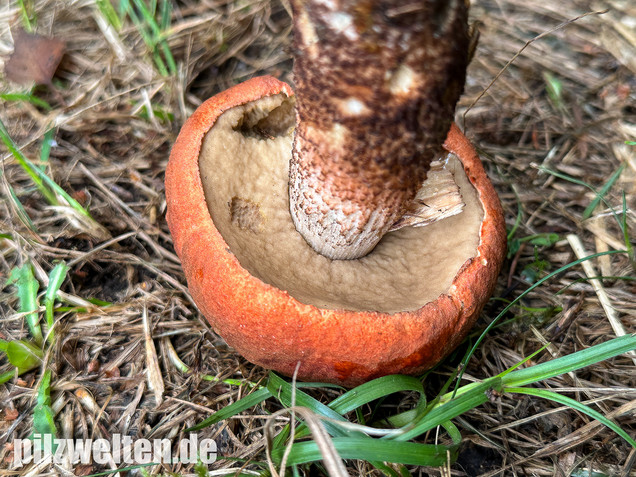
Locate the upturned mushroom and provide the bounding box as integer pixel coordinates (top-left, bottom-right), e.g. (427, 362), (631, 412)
(166, 0), (506, 386)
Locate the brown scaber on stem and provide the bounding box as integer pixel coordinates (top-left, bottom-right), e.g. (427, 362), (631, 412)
(288, 0), (470, 260)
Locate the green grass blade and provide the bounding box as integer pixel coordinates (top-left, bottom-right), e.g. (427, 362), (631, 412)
(505, 387), (636, 448)
(0, 120), (95, 222)
(166, 337), (259, 388)
(12, 151), (97, 224)
(186, 387), (272, 432)
(7, 265), (42, 345)
(622, 193), (635, 269)
(454, 249), (626, 396)
(441, 420), (462, 445)
(95, 0), (122, 30)
(0, 125), (32, 238)
(121, 2), (155, 45)
(128, 0), (176, 75)
(0, 93), (52, 110)
(383, 409), (419, 429)
(538, 166), (626, 231)
(4, 181), (39, 234)
(329, 375), (425, 416)
(267, 372), (352, 437)
(31, 370), (58, 444)
(394, 378), (501, 442)
(519, 232), (560, 247)
(130, 0), (164, 45)
(16, 0), (34, 30)
(502, 334), (636, 388)
(159, 41), (177, 75)
(543, 71), (564, 109)
(384, 376), (488, 430)
(0, 370), (17, 385)
(33, 164), (93, 218)
(369, 461), (403, 477)
(497, 344), (549, 379)
(124, 0), (152, 41)
(271, 437), (459, 467)
(126, 9), (168, 76)
(39, 129), (55, 169)
(44, 261), (69, 344)
(5, 340), (43, 372)
(86, 297), (113, 306)
(272, 375), (427, 448)
(117, 0), (129, 21)
(159, 0), (171, 31)
(0, 335), (41, 384)
(0, 118), (58, 205)
(582, 163), (625, 220)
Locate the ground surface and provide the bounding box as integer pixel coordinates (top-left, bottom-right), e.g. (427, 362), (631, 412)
(1, 0), (635, 476)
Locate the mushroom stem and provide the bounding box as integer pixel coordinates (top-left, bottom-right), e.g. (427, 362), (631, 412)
(289, 0), (470, 260)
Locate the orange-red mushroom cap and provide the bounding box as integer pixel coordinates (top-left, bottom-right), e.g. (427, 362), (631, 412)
(166, 76), (506, 386)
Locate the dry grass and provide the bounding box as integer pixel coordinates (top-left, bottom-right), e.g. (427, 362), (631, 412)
(1, 0), (635, 476)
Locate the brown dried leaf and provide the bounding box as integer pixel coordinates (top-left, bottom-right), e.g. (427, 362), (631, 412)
(74, 464), (95, 477)
(5, 27), (66, 85)
(4, 408), (18, 421)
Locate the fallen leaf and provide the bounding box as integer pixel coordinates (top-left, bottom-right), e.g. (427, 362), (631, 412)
(74, 464), (95, 477)
(5, 27), (65, 85)
(87, 358), (100, 373)
(103, 364), (120, 378)
(4, 408), (18, 421)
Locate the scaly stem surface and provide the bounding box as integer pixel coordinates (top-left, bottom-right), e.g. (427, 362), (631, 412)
(289, 0), (469, 259)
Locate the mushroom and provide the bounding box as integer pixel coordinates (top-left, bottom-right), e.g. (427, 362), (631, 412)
(165, 1), (506, 386)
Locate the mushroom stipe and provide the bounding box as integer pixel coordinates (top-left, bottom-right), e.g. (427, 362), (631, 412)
(165, 76), (506, 386)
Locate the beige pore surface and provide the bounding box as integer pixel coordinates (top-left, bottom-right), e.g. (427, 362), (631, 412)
(199, 94), (483, 313)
